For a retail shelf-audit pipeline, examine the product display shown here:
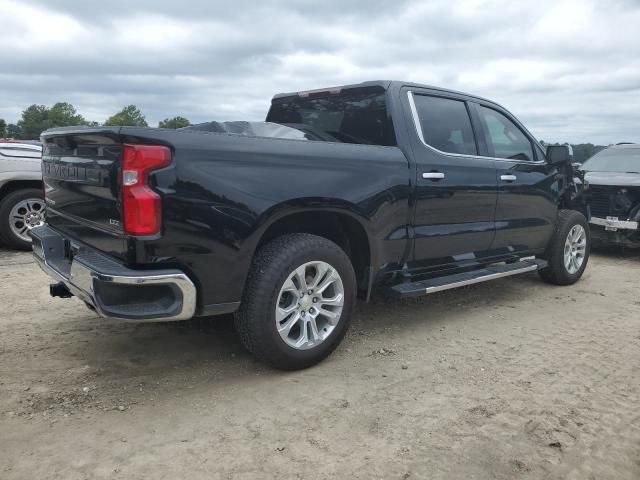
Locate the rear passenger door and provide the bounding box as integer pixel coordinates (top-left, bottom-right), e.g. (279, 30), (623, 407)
(471, 103), (558, 254)
(404, 89), (498, 267)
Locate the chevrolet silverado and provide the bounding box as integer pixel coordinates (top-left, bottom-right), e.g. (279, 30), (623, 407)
(32, 81), (589, 369)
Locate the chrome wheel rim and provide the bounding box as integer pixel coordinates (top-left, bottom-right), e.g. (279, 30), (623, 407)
(564, 224), (586, 274)
(275, 261), (345, 350)
(9, 198), (45, 243)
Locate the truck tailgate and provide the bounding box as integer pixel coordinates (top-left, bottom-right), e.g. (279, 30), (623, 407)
(41, 128), (127, 258)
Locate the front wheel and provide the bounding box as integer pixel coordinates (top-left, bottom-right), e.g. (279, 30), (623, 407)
(234, 233), (356, 370)
(538, 209), (590, 285)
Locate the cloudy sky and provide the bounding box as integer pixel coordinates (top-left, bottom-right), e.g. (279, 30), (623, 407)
(1, 0), (639, 144)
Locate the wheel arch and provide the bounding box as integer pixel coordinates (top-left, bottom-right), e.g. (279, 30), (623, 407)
(0, 180), (43, 200)
(245, 204), (377, 296)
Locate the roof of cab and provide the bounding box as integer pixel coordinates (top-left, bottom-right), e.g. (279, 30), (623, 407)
(271, 80), (497, 105)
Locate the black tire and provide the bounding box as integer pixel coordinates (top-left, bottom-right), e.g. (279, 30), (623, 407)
(538, 209), (590, 285)
(234, 233), (356, 370)
(0, 188), (45, 250)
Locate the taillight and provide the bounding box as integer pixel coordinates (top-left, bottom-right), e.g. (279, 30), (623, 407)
(121, 144), (171, 236)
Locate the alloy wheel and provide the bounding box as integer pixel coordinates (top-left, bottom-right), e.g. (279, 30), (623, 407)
(9, 198), (45, 243)
(563, 224), (586, 274)
(275, 261), (345, 350)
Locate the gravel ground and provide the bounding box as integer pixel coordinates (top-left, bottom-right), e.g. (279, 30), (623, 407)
(0, 247), (639, 479)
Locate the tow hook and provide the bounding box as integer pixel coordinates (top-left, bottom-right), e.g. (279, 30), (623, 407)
(50, 282), (73, 298)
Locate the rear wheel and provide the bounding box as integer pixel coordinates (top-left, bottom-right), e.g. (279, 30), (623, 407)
(538, 209), (590, 285)
(0, 188), (45, 250)
(234, 233), (356, 370)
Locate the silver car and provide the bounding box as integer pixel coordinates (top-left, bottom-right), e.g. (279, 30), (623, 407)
(0, 141), (44, 249)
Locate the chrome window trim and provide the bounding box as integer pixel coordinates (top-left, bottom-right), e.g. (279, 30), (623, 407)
(406, 90), (546, 165)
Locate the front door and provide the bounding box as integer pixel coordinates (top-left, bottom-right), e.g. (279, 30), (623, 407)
(471, 103), (558, 253)
(404, 89), (498, 268)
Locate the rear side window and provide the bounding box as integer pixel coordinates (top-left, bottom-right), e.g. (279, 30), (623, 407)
(477, 106), (534, 161)
(267, 86), (397, 146)
(412, 95), (478, 155)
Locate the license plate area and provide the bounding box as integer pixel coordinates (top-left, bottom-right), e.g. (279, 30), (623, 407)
(33, 228), (74, 277)
(605, 216), (618, 231)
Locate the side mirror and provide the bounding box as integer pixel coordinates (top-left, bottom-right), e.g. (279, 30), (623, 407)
(546, 144), (574, 165)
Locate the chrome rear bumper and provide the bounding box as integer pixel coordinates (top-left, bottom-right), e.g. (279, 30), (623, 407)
(31, 225), (196, 321)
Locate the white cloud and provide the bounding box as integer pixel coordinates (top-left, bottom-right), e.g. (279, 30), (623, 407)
(0, 0), (638, 143)
(1, 0), (87, 50)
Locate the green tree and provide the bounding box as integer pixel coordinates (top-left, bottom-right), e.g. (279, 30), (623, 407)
(158, 116), (191, 129)
(15, 102), (90, 139)
(7, 124), (20, 138)
(570, 143), (606, 163)
(48, 102), (87, 127)
(0, 118), (7, 137)
(104, 105), (148, 127)
(17, 104), (49, 139)
(540, 141), (606, 163)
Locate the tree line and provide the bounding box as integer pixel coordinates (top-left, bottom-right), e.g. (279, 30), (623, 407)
(540, 141), (607, 163)
(0, 102), (191, 139)
(0, 103), (613, 163)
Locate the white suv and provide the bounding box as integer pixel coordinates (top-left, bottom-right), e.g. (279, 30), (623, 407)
(0, 141), (44, 250)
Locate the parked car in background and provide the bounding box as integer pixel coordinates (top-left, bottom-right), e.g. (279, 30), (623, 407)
(0, 141), (44, 250)
(582, 143), (640, 248)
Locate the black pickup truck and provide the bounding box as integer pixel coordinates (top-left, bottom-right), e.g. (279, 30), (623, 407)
(32, 81), (589, 370)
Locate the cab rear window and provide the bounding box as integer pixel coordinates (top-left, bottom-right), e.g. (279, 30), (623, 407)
(267, 86), (397, 146)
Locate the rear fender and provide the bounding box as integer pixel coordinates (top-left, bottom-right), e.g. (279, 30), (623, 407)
(237, 201), (379, 293)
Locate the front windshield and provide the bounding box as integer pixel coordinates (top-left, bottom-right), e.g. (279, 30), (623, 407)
(582, 147), (640, 173)
(266, 86), (397, 146)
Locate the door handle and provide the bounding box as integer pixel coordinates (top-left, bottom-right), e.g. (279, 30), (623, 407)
(500, 174), (517, 182)
(422, 172), (445, 181)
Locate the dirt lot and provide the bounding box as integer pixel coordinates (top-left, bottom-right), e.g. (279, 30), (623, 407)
(0, 248), (639, 480)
